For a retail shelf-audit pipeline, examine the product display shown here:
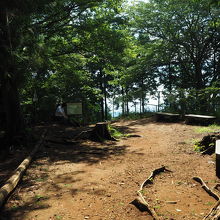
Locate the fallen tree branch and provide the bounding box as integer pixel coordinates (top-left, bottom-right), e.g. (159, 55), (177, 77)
(0, 130), (47, 208)
(131, 166), (171, 220)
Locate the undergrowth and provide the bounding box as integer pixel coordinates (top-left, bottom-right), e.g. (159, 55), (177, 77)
(193, 139), (205, 152)
(194, 124), (220, 133)
(193, 138), (215, 152)
(108, 125), (124, 139)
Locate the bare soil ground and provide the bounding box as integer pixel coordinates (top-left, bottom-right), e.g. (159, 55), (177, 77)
(1, 118), (220, 220)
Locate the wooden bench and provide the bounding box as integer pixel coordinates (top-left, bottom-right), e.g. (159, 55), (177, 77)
(185, 114), (216, 125)
(155, 112), (181, 122)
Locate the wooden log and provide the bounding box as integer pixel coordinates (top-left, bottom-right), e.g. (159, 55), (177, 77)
(0, 130), (47, 208)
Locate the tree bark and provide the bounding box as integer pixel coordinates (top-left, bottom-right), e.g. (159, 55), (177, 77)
(121, 86), (125, 116)
(90, 122), (116, 142)
(0, 7), (24, 151)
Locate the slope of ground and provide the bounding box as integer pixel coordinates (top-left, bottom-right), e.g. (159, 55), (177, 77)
(1, 118), (219, 220)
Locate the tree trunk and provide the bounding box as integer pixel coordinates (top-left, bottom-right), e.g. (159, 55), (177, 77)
(195, 63), (203, 90)
(121, 87), (125, 116)
(99, 70), (105, 121)
(139, 98), (142, 114)
(0, 8), (24, 152)
(125, 87), (129, 114)
(1, 79), (24, 150)
(141, 78), (145, 113)
(103, 74), (108, 120)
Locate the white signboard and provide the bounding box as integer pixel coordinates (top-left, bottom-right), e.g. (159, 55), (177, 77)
(216, 140), (220, 155)
(67, 103), (82, 115)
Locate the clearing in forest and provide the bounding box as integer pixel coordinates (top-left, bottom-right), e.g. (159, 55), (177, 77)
(1, 118), (219, 220)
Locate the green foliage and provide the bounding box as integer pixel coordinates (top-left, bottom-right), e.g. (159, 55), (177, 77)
(2, 0), (220, 143)
(115, 112), (155, 120)
(130, 0), (220, 114)
(108, 124), (124, 139)
(193, 139), (205, 152)
(162, 87), (220, 115)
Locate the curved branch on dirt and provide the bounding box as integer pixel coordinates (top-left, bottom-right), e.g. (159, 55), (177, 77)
(193, 177), (220, 201)
(0, 130), (47, 208)
(132, 166), (172, 220)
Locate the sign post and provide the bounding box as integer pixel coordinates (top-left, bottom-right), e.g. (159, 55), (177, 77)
(66, 103), (82, 115)
(216, 140), (220, 178)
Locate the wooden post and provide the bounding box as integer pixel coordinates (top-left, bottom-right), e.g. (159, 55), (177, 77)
(216, 140), (220, 178)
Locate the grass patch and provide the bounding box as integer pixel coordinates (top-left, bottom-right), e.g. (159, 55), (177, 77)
(108, 125), (124, 139)
(195, 124), (220, 133)
(205, 201), (214, 206)
(153, 205), (161, 209)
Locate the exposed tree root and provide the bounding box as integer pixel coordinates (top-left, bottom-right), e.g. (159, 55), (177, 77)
(0, 130), (47, 208)
(203, 200), (220, 220)
(131, 166), (172, 220)
(74, 130), (92, 140)
(127, 134), (142, 138)
(193, 177), (220, 220)
(214, 184), (220, 192)
(46, 138), (79, 145)
(193, 177), (219, 201)
(201, 146), (215, 155)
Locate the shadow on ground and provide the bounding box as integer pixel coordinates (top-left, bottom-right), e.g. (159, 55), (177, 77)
(0, 123), (144, 220)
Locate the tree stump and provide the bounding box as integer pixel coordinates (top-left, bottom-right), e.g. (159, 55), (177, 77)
(90, 122), (116, 142)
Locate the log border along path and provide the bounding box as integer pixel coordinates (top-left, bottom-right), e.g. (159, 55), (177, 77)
(0, 130), (47, 208)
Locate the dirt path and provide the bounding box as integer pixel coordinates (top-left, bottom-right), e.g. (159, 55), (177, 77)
(1, 118), (219, 220)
